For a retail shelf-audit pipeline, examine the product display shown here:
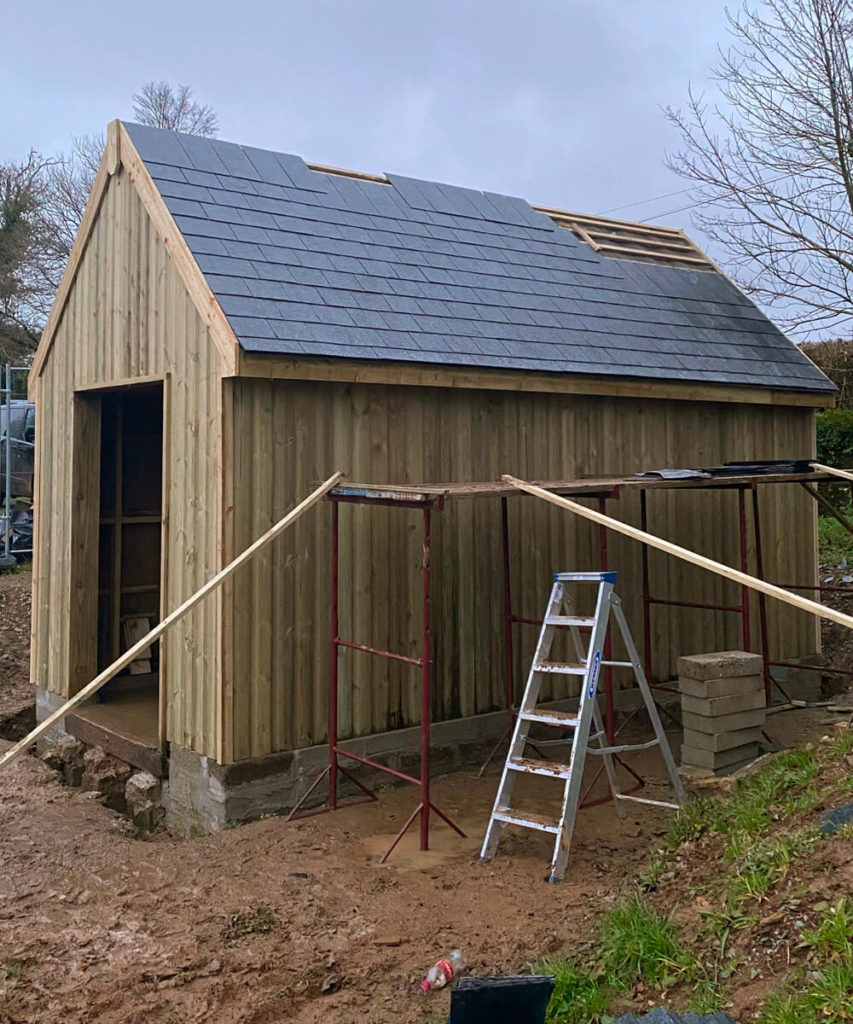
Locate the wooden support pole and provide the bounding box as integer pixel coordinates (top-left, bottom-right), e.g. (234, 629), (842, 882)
(0, 472), (344, 773)
(812, 463), (853, 483)
(799, 481), (853, 539)
(503, 474), (853, 632)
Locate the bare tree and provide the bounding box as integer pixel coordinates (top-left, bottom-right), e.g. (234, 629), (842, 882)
(41, 132), (103, 272)
(666, 0), (853, 336)
(3, 80), (220, 352)
(132, 81), (218, 137)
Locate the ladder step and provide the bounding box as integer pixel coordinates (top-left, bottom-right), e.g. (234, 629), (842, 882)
(520, 709), (579, 728)
(533, 661), (587, 675)
(493, 808), (561, 833)
(554, 572), (618, 582)
(544, 615), (597, 627)
(508, 757), (572, 779)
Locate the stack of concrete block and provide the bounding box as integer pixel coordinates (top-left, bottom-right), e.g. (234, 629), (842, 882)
(678, 651), (766, 775)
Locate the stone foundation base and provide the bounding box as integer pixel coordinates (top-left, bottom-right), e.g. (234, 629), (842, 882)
(166, 705), (515, 837)
(166, 683), (673, 837)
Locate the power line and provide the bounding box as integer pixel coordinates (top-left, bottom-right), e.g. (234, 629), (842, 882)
(638, 172), (800, 224)
(596, 185), (695, 216)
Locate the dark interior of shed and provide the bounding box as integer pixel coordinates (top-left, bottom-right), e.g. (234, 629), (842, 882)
(67, 384), (164, 771)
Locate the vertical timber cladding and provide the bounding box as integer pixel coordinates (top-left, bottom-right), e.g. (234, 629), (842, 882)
(224, 377), (818, 763)
(31, 166), (224, 759)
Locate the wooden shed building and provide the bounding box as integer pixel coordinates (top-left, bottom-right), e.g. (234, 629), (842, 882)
(30, 120), (833, 833)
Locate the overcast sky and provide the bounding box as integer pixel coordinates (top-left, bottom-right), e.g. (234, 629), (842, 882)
(5, 0), (729, 225)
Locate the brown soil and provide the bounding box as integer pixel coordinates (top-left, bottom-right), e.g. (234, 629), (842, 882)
(819, 563), (853, 680)
(0, 742), (685, 1024)
(0, 570), (34, 740)
(0, 567), (847, 1024)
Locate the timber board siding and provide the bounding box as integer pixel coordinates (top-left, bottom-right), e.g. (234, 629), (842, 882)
(224, 378), (819, 762)
(31, 166), (224, 759)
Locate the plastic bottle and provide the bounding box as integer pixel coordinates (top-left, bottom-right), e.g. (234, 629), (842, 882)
(420, 949), (466, 991)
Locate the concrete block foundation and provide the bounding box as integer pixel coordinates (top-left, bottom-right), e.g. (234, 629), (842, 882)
(679, 651), (767, 776)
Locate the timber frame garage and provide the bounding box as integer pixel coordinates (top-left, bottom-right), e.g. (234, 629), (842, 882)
(30, 119), (834, 835)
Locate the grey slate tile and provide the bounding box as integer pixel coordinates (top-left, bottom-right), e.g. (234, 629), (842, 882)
(124, 123), (194, 168)
(174, 133), (230, 175)
(241, 145), (298, 187)
(126, 120), (835, 394)
(182, 168), (223, 189)
(154, 179), (212, 203)
(146, 161), (188, 183)
(176, 217), (235, 241)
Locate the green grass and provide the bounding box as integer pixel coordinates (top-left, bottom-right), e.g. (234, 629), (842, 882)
(535, 893), (700, 1023)
(802, 898), (853, 960)
(668, 748), (821, 854)
(535, 741), (853, 1023)
(537, 958), (613, 1024)
(726, 829), (818, 906)
(758, 960), (853, 1023)
(818, 514), (853, 565)
(599, 892), (695, 988)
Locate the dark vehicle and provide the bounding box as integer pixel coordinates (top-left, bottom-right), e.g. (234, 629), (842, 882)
(0, 399), (35, 563)
(0, 399), (35, 499)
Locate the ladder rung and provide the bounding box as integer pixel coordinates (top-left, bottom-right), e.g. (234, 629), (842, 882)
(554, 572), (618, 582)
(544, 615), (596, 628)
(493, 808), (561, 833)
(520, 709), (579, 728)
(508, 757), (572, 779)
(534, 661), (587, 675)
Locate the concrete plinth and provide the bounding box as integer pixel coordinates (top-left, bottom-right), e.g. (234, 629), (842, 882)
(35, 686), (73, 748)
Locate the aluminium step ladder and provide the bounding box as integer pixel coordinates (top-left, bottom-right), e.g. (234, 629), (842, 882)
(480, 571), (686, 883)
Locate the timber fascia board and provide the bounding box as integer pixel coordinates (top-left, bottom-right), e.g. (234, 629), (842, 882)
(29, 121), (119, 389)
(236, 352), (834, 408)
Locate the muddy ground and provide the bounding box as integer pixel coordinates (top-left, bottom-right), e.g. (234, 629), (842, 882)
(0, 568), (847, 1024)
(0, 571), (33, 740)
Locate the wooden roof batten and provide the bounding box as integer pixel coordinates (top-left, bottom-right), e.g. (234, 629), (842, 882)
(533, 206), (718, 271)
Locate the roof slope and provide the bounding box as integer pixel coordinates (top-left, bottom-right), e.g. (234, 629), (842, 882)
(123, 122), (833, 393)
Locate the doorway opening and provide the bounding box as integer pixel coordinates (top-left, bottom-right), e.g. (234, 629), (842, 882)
(68, 383), (166, 775)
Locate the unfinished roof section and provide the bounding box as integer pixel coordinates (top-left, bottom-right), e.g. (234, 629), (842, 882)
(122, 122), (833, 394)
(536, 207), (717, 271)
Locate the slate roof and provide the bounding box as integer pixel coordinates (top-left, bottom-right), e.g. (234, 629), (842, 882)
(123, 121), (833, 394)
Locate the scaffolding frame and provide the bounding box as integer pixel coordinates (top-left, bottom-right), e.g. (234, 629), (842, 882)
(288, 466), (852, 859)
